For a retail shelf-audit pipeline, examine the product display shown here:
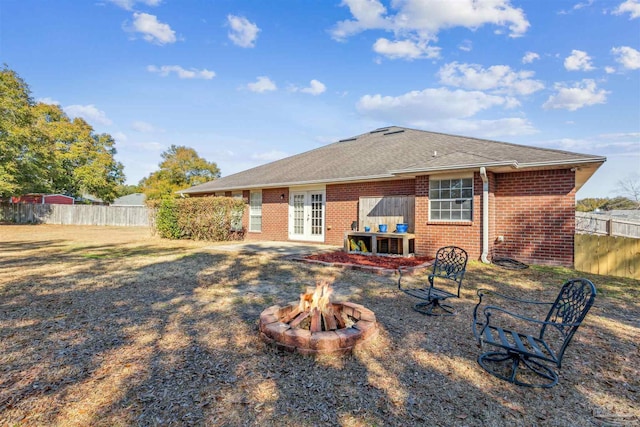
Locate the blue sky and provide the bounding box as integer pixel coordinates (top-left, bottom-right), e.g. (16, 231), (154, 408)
(1, 0), (638, 198)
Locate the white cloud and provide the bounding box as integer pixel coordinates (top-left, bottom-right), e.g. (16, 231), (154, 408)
(333, 0), (529, 38)
(438, 62), (544, 96)
(247, 76), (277, 93)
(605, 66), (616, 74)
(429, 118), (538, 137)
(331, 0), (530, 60)
(227, 15), (260, 48)
(36, 97), (60, 105)
(130, 12), (176, 45)
(251, 150), (289, 162)
(537, 132), (640, 154)
(131, 121), (156, 132)
(522, 51), (540, 64)
(564, 49), (595, 71)
(147, 65), (215, 79)
(542, 79), (609, 111)
(611, 46), (640, 69)
(573, 0), (595, 10)
(112, 131), (128, 142)
(108, 0), (161, 11)
(356, 87), (516, 125)
(458, 40), (473, 52)
(63, 104), (113, 126)
(294, 79), (327, 95)
(613, 0), (640, 19)
(372, 38), (440, 60)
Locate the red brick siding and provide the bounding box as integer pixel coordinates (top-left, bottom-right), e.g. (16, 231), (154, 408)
(244, 188), (289, 242)
(324, 179), (415, 246)
(414, 173), (484, 259)
(204, 168), (576, 267)
(493, 169), (575, 267)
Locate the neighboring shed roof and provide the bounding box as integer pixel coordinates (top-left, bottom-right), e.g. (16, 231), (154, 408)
(111, 193), (146, 206)
(180, 126), (606, 195)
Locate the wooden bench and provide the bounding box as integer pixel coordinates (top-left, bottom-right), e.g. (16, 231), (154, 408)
(344, 231), (415, 257)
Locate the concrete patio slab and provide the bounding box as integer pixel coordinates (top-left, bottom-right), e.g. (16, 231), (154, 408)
(205, 241), (340, 257)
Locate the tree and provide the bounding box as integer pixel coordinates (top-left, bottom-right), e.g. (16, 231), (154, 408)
(576, 198), (609, 212)
(140, 145), (220, 199)
(602, 196), (637, 211)
(0, 66), (125, 202)
(0, 66), (36, 196)
(617, 173), (640, 208)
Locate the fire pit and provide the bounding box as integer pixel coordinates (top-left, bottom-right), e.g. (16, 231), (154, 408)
(259, 280), (378, 355)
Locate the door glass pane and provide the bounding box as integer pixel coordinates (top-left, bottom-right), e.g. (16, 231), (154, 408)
(311, 193), (323, 236)
(293, 194), (304, 234)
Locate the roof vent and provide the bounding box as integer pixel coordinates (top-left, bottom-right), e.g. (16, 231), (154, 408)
(370, 128), (389, 134)
(433, 151), (437, 157)
(383, 129), (405, 136)
(339, 137), (358, 142)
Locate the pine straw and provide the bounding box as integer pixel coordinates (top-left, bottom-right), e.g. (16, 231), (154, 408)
(1, 225), (638, 426)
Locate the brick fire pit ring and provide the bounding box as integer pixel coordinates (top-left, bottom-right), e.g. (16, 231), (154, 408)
(259, 301), (378, 355)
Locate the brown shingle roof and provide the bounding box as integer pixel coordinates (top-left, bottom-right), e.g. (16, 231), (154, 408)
(180, 127), (605, 194)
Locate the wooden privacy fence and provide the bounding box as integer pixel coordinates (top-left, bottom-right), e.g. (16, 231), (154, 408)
(359, 196), (415, 232)
(575, 234), (640, 280)
(576, 211), (640, 238)
(0, 203), (153, 227)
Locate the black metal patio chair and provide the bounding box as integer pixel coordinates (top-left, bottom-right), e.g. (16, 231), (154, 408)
(398, 246), (468, 315)
(472, 278), (596, 388)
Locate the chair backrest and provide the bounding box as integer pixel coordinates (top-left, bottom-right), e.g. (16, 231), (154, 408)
(431, 246), (468, 283)
(541, 278), (597, 364)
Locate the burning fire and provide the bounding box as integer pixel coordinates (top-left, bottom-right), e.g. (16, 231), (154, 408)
(299, 280), (333, 314)
(280, 280), (348, 332)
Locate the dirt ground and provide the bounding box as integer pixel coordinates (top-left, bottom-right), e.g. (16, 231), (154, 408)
(1, 225), (638, 426)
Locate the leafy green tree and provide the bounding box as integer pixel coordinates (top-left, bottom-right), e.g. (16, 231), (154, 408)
(576, 196), (637, 212)
(602, 196), (637, 211)
(0, 66), (36, 196)
(140, 145), (220, 200)
(576, 198), (609, 212)
(115, 184), (142, 197)
(0, 66), (125, 202)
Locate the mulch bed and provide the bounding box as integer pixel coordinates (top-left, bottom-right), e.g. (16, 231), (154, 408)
(304, 251), (433, 270)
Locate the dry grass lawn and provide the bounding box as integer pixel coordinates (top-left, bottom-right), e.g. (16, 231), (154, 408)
(0, 225), (638, 426)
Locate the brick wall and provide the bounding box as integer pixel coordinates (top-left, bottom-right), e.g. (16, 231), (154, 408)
(414, 173), (485, 259)
(244, 188), (289, 242)
(493, 169), (576, 267)
(325, 179), (415, 246)
(226, 168), (576, 267)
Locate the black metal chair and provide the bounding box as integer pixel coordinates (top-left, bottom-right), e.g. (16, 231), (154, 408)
(472, 278), (596, 388)
(398, 246), (468, 315)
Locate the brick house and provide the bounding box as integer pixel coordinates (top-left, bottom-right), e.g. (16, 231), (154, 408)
(180, 127), (605, 267)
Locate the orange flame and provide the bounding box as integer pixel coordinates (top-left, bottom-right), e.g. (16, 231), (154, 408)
(299, 280), (334, 315)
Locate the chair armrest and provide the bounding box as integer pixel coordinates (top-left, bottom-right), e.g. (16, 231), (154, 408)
(483, 305), (582, 328)
(477, 288), (553, 305)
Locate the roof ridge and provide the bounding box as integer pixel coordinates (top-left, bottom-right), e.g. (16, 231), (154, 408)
(393, 126), (603, 159)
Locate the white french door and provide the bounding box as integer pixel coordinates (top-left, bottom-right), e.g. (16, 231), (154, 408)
(289, 190), (325, 242)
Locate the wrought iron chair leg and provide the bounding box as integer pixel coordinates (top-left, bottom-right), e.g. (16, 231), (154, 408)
(414, 299), (455, 316)
(478, 351), (558, 388)
(414, 301), (435, 315)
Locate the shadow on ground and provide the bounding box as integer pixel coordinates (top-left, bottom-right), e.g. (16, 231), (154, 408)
(0, 228), (638, 426)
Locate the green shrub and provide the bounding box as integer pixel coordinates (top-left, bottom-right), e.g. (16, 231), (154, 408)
(154, 197), (181, 239)
(150, 196), (245, 241)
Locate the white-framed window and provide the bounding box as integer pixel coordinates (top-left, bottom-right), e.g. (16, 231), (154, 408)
(249, 190), (262, 232)
(429, 177), (473, 221)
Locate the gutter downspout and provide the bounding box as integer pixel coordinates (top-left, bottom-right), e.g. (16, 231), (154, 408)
(480, 167), (490, 264)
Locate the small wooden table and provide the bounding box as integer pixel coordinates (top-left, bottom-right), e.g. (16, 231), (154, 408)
(344, 231), (416, 257)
